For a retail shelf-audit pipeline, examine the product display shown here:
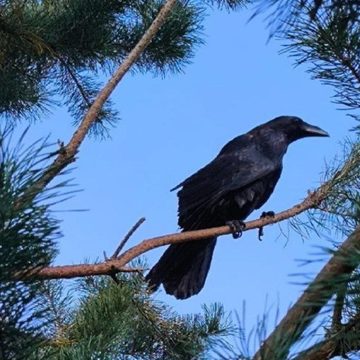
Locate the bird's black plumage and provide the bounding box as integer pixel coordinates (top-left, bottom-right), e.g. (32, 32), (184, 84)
(146, 116), (329, 299)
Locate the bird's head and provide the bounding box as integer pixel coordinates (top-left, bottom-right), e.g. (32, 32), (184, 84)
(266, 116), (329, 143)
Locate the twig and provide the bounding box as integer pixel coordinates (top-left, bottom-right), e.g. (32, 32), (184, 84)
(111, 217), (146, 259)
(331, 282), (347, 332)
(109, 273), (120, 284)
(252, 226), (360, 360)
(56, 56), (92, 108)
(309, 0), (324, 20)
(106, 217), (145, 284)
(16, 0), (178, 205)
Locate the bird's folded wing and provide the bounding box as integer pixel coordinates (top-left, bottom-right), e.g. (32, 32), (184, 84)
(172, 150), (280, 213)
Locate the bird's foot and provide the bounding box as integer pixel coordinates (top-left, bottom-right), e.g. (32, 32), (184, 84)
(226, 220), (246, 239)
(261, 211), (275, 218)
(258, 211), (275, 241)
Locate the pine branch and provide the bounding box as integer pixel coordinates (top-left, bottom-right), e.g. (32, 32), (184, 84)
(46, 277), (231, 359)
(56, 56), (92, 109)
(294, 312), (360, 360)
(16, 0), (178, 206)
(255, 2), (360, 127)
(252, 226), (360, 360)
(0, 128), (65, 358)
(313, 17), (360, 86)
(1, 0), (204, 121)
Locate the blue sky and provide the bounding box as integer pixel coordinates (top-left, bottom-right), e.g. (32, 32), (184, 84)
(19, 5), (353, 347)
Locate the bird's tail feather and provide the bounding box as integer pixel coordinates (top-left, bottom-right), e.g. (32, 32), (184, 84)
(145, 237), (217, 299)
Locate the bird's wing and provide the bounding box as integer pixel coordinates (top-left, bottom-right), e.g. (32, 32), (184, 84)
(172, 148), (280, 214)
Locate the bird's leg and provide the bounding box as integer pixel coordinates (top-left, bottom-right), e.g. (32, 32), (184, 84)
(258, 211), (275, 241)
(226, 220), (246, 239)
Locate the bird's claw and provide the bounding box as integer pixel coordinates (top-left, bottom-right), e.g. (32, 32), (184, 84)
(260, 211), (275, 218)
(258, 211), (275, 240)
(226, 220), (245, 239)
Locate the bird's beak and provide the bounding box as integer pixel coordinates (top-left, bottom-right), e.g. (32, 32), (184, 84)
(302, 122), (330, 137)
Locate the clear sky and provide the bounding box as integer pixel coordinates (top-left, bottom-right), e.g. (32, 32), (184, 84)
(18, 5), (353, 348)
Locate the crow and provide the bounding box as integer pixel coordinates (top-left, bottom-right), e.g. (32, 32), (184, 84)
(146, 116), (329, 299)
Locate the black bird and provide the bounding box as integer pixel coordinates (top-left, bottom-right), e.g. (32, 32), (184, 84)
(146, 116), (329, 299)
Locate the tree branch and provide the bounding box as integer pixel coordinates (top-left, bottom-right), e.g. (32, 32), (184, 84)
(252, 226), (360, 360)
(23, 187), (327, 280)
(17, 0), (178, 204)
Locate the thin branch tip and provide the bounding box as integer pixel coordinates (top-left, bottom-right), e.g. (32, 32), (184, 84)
(112, 217), (146, 259)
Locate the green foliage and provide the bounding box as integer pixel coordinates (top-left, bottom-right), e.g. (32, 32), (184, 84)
(0, 127), (66, 359)
(0, 0), (204, 134)
(204, 0), (249, 11)
(219, 2), (360, 359)
(284, 138), (360, 241)
(309, 140), (360, 236)
(0, 0), (249, 135)
(0, 127), (234, 359)
(30, 271), (233, 359)
(5, 1), (360, 359)
(0, 3), (246, 359)
(255, 1), (360, 131)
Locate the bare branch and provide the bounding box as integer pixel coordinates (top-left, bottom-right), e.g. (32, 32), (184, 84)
(253, 226), (360, 360)
(17, 0), (178, 204)
(21, 188), (327, 281)
(111, 217), (146, 259)
(23, 265), (143, 280)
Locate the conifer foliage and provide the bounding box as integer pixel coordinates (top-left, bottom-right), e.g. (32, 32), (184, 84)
(28, 275), (231, 359)
(4, 0), (360, 359)
(0, 129), (61, 359)
(0, 1), (245, 358)
(0, 0), (204, 131)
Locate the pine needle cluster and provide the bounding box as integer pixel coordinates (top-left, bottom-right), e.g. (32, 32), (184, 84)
(0, 0), (204, 134)
(28, 271), (232, 360)
(256, 1), (360, 131)
(0, 127), (63, 359)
